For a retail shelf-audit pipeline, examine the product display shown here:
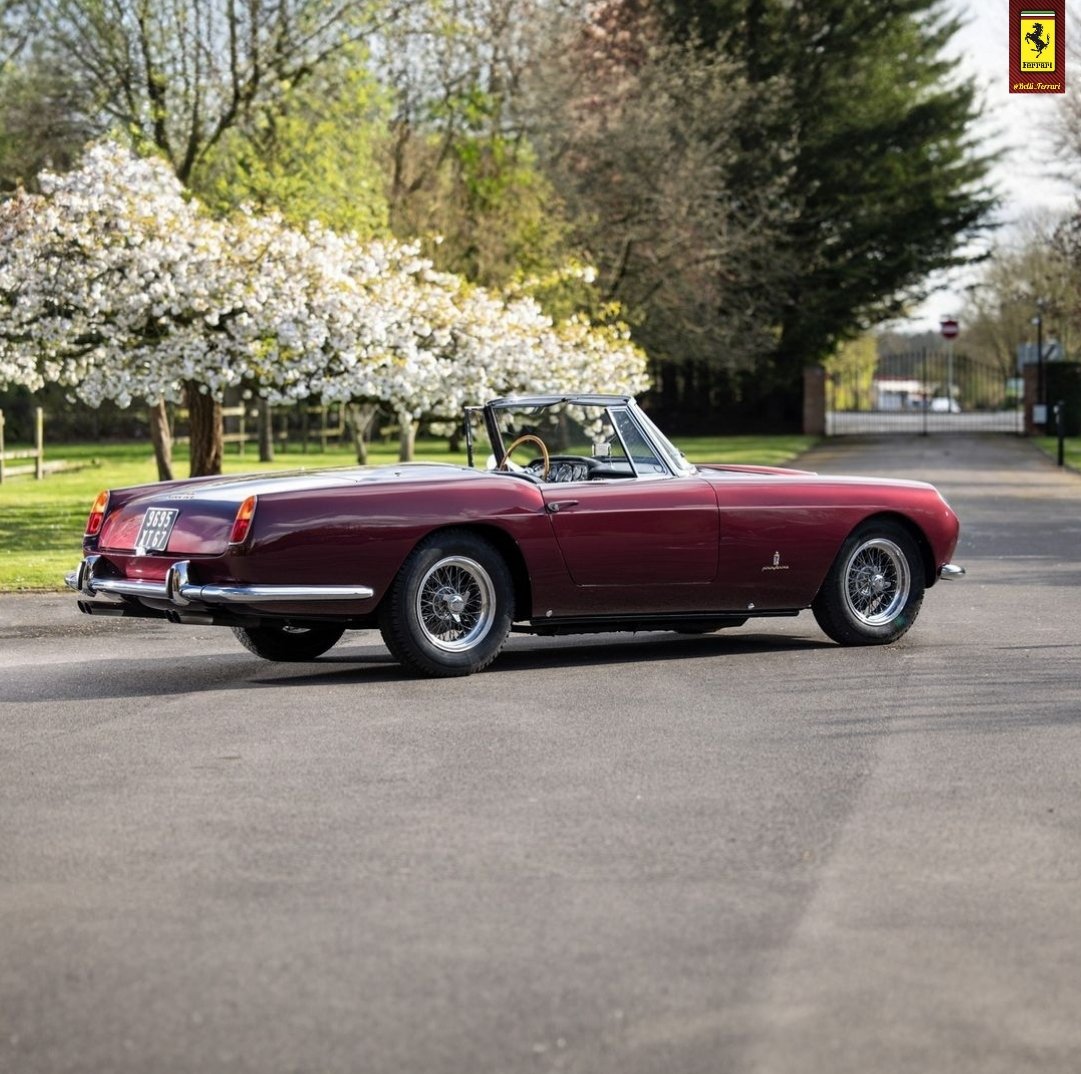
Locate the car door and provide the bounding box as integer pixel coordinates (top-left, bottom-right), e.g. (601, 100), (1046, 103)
(541, 475), (720, 588)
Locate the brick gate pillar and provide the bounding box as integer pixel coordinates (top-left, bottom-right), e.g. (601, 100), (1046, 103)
(803, 366), (826, 436)
(1024, 364), (1043, 435)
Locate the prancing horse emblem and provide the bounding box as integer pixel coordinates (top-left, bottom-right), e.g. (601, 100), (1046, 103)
(1025, 21), (1051, 58)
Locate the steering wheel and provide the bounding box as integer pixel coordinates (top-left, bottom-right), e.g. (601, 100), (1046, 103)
(499, 434), (550, 480)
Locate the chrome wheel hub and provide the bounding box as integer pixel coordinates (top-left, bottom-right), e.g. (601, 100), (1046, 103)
(843, 538), (911, 626)
(416, 556), (496, 652)
(433, 586), (467, 618)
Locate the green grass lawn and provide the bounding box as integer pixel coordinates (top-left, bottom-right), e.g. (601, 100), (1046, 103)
(0, 434), (816, 590)
(1035, 437), (1081, 472)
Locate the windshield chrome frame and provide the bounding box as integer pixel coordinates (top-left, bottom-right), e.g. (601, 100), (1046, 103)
(464, 406), (484, 469)
(477, 396), (693, 479)
(629, 401), (697, 477)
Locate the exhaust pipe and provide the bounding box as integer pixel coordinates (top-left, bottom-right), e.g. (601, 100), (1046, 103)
(165, 610), (261, 628)
(166, 611), (217, 626)
(77, 600), (168, 620)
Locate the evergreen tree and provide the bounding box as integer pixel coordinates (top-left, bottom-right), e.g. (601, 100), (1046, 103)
(664, 0), (996, 407)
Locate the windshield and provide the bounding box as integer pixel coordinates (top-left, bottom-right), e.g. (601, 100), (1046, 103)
(632, 405), (696, 476)
(479, 399), (683, 480)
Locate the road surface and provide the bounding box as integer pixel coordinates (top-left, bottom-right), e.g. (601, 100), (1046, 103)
(2, 433), (1079, 1074)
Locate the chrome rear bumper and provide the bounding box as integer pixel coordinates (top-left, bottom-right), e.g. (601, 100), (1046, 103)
(66, 556), (374, 607)
(938, 563), (966, 580)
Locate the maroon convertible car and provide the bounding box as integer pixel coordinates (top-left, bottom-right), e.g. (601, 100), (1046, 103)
(67, 394), (963, 676)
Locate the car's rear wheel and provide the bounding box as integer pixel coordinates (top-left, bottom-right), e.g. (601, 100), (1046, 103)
(812, 522), (925, 646)
(379, 530), (514, 677)
(232, 622), (346, 661)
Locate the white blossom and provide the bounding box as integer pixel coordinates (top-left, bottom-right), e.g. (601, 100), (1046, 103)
(0, 140), (649, 426)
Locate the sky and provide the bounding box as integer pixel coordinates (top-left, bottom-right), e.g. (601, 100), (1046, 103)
(905, 0), (1076, 332)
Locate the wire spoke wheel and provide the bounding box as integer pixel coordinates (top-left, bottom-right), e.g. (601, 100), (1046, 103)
(415, 556), (496, 652)
(842, 537), (911, 626)
(380, 530), (514, 676)
(812, 523), (925, 646)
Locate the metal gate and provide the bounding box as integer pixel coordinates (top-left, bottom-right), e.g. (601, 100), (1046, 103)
(826, 350), (1023, 435)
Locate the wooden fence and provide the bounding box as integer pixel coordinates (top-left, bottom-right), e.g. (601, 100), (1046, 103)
(171, 405), (250, 452)
(0, 407), (44, 482)
(171, 403), (347, 454)
(0, 402), (350, 482)
(295, 403), (347, 452)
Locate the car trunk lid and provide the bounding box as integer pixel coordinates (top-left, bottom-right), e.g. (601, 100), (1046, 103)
(96, 464), (476, 555)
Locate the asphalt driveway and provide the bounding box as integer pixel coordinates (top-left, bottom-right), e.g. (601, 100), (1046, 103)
(1, 433), (1079, 1074)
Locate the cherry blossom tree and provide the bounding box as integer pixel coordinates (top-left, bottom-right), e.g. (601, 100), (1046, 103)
(0, 143), (222, 475)
(0, 141), (649, 473)
(251, 228), (648, 459)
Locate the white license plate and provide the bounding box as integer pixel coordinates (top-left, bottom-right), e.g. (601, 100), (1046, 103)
(134, 508), (178, 553)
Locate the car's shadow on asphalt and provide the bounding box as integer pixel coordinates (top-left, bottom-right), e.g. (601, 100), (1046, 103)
(5, 631), (834, 701)
(258, 631), (834, 686)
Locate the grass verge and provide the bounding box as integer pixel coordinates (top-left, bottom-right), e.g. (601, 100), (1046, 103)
(1035, 436), (1081, 472)
(0, 434), (816, 590)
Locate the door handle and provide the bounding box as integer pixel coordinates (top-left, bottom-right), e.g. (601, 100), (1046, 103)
(546, 500), (580, 514)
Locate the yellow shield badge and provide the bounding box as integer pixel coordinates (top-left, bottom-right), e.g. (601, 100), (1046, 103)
(1020, 11), (1056, 71)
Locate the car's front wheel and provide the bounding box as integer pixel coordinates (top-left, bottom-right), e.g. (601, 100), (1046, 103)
(379, 530), (514, 677)
(812, 522), (925, 646)
(232, 622), (346, 661)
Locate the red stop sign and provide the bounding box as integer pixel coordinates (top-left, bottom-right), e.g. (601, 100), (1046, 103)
(940, 317), (959, 340)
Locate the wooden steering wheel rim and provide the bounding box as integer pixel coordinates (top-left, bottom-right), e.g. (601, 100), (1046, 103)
(499, 434), (550, 480)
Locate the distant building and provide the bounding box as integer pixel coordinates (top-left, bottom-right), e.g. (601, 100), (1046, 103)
(873, 378), (926, 411)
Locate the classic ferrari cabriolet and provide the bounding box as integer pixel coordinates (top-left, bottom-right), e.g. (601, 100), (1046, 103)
(67, 394), (963, 677)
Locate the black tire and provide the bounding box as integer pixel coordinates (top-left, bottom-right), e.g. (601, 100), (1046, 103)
(812, 521), (925, 646)
(231, 622), (346, 661)
(379, 530), (514, 677)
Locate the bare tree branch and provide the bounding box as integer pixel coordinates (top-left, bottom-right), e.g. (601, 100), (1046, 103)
(33, 0), (403, 183)
(0, 0), (40, 64)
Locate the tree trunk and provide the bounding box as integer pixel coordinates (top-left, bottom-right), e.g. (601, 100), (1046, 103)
(398, 420), (418, 462)
(148, 399), (174, 481)
(347, 402), (378, 464)
(257, 397), (274, 463)
(185, 381), (223, 476)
